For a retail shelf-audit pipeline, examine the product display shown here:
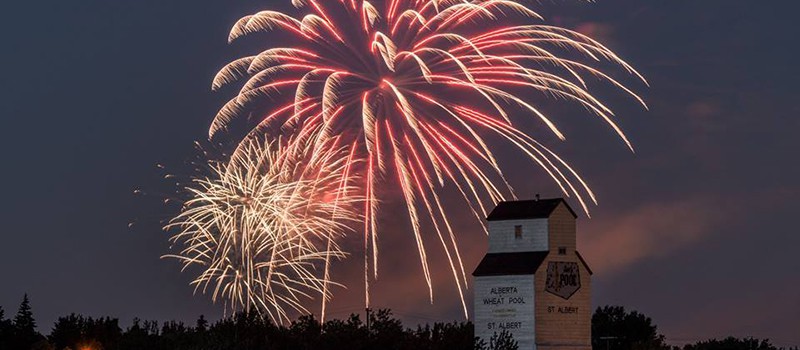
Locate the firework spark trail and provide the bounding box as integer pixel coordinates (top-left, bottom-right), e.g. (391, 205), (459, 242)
(164, 138), (360, 323)
(210, 0), (647, 317)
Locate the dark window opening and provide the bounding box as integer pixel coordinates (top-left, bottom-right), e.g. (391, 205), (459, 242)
(514, 225), (523, 239)
(558, 247), (567, 255)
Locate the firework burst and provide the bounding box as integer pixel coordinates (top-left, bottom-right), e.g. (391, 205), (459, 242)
(164, 138), (360, 323)
(209, 0), (647, 316)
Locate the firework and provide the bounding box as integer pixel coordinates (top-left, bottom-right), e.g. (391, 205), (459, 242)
(164, 138), (359, 323)
(210, 0), (646, 316)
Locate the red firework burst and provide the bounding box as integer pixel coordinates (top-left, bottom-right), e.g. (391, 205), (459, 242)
(210, 0), (647, 318)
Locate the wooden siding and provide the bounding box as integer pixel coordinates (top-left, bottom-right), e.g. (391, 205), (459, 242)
(487, 218), (548, 253)
(474, 275), (536, 350)
(533, 202), (591, 349)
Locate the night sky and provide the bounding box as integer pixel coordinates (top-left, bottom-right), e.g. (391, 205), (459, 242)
(1, 0), (798, 347)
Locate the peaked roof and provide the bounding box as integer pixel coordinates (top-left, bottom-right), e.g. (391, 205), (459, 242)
(576, 251), (594, 275)
(472, 251), (549, 276)
(486, 198), (577, 221)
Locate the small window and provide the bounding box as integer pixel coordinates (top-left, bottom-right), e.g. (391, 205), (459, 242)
(558, 247), (567, 255)
(514, 225), (523, 239)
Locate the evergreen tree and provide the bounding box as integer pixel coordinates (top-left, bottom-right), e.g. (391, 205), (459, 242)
(12, 294), (43, 349)
(14, 294), (36, 332)
(0, 306), (12, 349)
(195, 315), (208, 333)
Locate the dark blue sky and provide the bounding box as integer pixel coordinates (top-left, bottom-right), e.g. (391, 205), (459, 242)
(1, 0), (798, 347)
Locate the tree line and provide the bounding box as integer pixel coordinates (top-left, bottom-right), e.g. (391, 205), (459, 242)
(0, 294), (795, 350)
(591, 305), (797, 350)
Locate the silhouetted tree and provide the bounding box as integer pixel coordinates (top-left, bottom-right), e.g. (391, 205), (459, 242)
(367, 309), (405, 349)
(161, 320), (197, 350)
(592, 305), (671, 350)
(411, 321), (474, 350)
(189, 315), (209, 350)
(13, 294), (44, 349)
(474, 330), (519, 350)
(0, 306), (13, 349)
(288, 314), (322, 350)
(6, 298), (799, 350)
(49, 314), (121, 350)
(205, 310), (275, 350)
(196, 315), (208, 333)
(49, 314), (83, 349)
(14, 295), (36, 331)
(120, 318), (161, 350)
(88, 317), (122, 349)
(320, 314), (368, 350)
(682, 337), (794, 350)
